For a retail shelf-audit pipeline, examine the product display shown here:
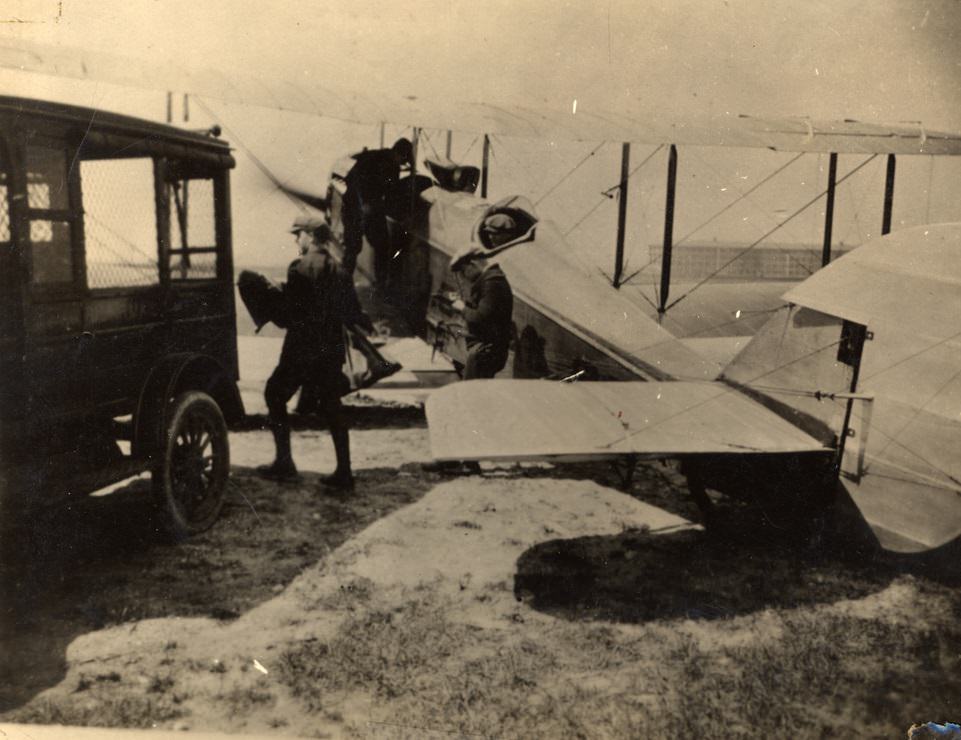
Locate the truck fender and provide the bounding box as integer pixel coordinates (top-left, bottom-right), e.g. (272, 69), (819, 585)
(132, 353), (245, 459)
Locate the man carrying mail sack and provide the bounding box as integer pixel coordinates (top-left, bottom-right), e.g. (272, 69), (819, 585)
(238, 216), (398, 488)
(449, 234), (514, 380)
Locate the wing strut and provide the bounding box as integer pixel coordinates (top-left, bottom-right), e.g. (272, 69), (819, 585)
(481, 134), (491, 198)
(658, 144), (678, 317)
(410, 127), (421, 217)
(821, 152), (838, 266)
(881, 154), (896, 235)
(612, 142), (630, 288)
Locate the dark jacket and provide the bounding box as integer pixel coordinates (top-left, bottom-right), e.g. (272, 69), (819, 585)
(463, 264), (513, 350)
(281, 248), (371, 367)
(345, 148), (401, 209)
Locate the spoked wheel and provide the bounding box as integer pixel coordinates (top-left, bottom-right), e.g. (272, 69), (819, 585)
(153, 391), (230, 539)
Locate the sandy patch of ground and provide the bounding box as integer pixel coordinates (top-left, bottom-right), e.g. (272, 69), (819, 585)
(5, 405), (960, 738)
(32, 475), (691, 736)
(4, 323), (961, 736)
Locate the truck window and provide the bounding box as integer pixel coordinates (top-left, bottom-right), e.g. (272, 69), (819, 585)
(80, 158), (159, 288)
(26, 143), (75, 285)
(0, 143), (12, 322)
(169, 175), (217, 281)
(0, 156), (9, 244)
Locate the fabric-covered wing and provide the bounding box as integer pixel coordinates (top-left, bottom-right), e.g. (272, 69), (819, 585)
(783, 223), (961, 552)
(783, 223), (961, 338)
(426, 380), (830, 462)
(4, 40), (961, 154)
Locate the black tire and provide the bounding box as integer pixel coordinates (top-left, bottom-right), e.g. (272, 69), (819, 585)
(153, 391), (229, 538)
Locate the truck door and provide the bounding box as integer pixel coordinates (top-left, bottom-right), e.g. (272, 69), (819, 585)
(19, 133), (88, 449)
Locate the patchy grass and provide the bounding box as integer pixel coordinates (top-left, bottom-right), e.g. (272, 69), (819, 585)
(0, 457), (434, 713)
(276, 578), (961, 739)
(649, 607), (961, 738)
(6, 419), (961, 738)
(7, 694), (183, 729)
(217, 685), (277, 715)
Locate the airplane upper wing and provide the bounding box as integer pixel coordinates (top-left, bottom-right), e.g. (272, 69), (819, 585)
(426, 379), (830, 462)
(3, 40), (961, 154)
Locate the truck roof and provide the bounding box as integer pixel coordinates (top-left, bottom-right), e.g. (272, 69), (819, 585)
(0, 95), (234, 166)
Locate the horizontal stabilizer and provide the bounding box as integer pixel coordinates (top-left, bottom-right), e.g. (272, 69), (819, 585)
(426, 380), (830, 462)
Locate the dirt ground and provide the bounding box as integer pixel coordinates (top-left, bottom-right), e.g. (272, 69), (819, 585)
(3, 289), (961, 737)
(2, 393), (961, 737)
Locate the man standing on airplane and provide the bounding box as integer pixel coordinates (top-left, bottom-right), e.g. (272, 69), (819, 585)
(341, 137), (414, 286)
(258, 216), (373, 489)
(449, 242), (514, 380)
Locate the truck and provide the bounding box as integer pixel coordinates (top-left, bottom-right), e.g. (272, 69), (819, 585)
(0, 96), (244, 539)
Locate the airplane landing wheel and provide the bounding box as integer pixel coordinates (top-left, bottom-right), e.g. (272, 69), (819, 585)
(153, 391), (230, 539)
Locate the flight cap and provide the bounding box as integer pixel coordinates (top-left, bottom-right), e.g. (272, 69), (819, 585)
(482, 213), (518, 246)
(290, 215), (329, 235)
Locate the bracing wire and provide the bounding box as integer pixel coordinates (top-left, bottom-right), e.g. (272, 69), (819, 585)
(663, 154), (879, 313)
(876, 363), (961, 465)
(841, 154), (879, 245)
(488, 134), (543, 192)
(459, 135), (480, 161)
(621, 150), (807, 287)
(598, 336), (846, 449)
(673, 152), (805, 248)
(534, 142), (606, 207)
(563, 144), (664, 237)
(562, 193), (610, 238)
(193, 97), (309, 213)
(419, 129), (442, 161)
(681, 148), (825, 273)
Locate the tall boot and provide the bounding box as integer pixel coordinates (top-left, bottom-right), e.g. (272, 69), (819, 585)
(257, 425), (299, 481)
(321, 427), (354, 490)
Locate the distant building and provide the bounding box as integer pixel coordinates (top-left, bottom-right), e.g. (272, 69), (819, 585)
(648, 241), (853, 281)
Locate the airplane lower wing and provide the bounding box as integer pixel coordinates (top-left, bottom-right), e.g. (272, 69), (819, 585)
(426, 380), (831, 462)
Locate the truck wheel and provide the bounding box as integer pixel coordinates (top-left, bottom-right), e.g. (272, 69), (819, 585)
(153, 391), (229, 538)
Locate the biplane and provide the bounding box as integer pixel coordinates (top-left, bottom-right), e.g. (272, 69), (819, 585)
(3, 39), (961, 553)
(319, 126), (961, 555)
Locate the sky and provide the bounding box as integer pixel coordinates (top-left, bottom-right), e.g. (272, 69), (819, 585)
(3, 0), (959, 126)
(1, 0), (960, 271)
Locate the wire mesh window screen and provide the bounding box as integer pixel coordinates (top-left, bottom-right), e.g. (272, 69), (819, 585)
(0, 178), (9, 243)
(169, 177), (218, 280)
(25, 144), (75, 285)
(30, 219), (73, 284)
(26, 145), (70, 210)
(81, 158), (159, 288)
(173, 252), (217, 280)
